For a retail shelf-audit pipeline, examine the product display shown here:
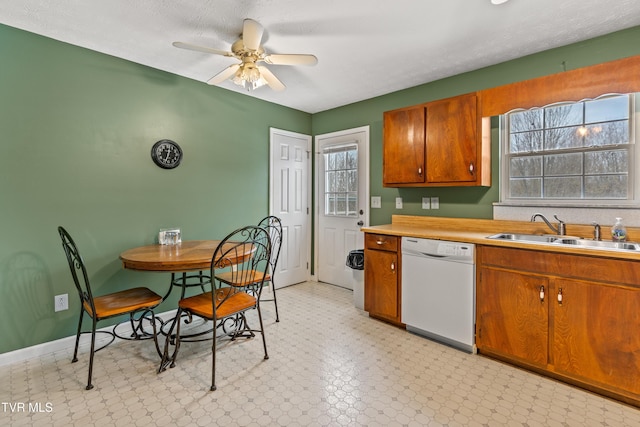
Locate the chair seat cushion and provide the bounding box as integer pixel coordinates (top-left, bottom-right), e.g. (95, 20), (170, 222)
(179, 288), (257, 319)
(86, 287), (162, 319)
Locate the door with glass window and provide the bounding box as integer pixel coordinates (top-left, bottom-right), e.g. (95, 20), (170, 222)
(316, 127), (369, 290)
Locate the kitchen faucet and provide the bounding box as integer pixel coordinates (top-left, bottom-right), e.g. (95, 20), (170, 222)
(531, 213), (566, 235)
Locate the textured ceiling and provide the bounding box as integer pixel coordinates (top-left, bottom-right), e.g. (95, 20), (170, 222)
(2, 0), (640, 113)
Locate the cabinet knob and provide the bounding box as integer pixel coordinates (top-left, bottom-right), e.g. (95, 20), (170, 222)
(539, 286), (545, 302)
(376, 240), (386, 245)
(391, 262), (395, 271)
(418, 166), (423, 176)
(557, 288), (563, 305)
(469, 163), (475, 174)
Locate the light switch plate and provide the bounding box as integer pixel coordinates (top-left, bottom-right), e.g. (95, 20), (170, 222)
(422, 197), (430, 209)
(395, 197), (403, 209)
(371, 196), (381, 208)
(430, 197), (439, 209)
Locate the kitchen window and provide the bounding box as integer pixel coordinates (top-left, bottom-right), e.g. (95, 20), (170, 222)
(500, 93), (640, 206)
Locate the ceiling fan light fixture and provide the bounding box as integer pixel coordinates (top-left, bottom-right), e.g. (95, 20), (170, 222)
(491, 0), (510, 4)
(173, 18), (312, 92)
(232, 63), (267, 90)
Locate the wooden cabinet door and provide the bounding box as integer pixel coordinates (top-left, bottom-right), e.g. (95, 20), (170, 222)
(552, 278), (640, 396)
(383, 106), (425, 185)
(364, 249), (399, 321)
(426, 93), (478, 183)
(476, 267), (549, 368)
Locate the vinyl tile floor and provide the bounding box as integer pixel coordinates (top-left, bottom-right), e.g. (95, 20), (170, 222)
(2, 281), (640, 427)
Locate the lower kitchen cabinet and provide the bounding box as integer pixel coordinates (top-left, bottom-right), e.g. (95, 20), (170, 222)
(552, 277), (640, 398)
(364, 233), (402, 325)
(476, 268), (549, 368)
(477, 245), (640, 407)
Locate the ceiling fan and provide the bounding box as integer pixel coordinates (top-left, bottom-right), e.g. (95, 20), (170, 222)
(173, 18), (318, 91)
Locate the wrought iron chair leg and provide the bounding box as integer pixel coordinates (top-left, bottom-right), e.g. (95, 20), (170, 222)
(271, 281), (280, 322)
(150, 310), (162, 359)
(211, 325), (217, 391)
(257, 304), (269, 360)
(86, 317), (97, 390)
(72, 310), (84, 363)
(128, 313), (138, 339)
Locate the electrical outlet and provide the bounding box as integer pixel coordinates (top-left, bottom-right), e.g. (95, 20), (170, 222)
(422, 197), (430, 209)
(371, 196), (381, 208)
(395, 197), (403, 209)
(54, 294), (69, 312)
(430, 197), (440, 209)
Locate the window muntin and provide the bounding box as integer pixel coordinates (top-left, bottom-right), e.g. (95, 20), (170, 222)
(502, 94), (635, 203)
(323, 144), (358, 217)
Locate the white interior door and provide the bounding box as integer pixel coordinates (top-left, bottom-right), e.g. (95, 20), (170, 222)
(269, 128), (311, 288)
(315, 126), (369, 291)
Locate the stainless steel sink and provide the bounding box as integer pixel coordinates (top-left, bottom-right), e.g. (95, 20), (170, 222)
(553, 238), (640, 251)
(486, 233), (560, 243)
(486, 233), (640, 251)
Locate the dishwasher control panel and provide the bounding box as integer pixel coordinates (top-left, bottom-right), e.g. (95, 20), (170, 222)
(402, 237), (474, 262)
(436, 242), (473, 257)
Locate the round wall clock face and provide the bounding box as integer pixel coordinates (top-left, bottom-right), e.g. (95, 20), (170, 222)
(151, 139), (182, 169)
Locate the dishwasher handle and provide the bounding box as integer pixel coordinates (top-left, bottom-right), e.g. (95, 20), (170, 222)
(403, 250), (448, 259)
(402, 250), (474, 264)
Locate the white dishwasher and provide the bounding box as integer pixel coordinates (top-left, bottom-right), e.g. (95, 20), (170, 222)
(401, 237), (476, 353)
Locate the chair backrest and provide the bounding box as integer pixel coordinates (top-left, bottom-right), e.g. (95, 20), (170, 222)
(210, 225), (271, 313)
(258, 216), (283, 275)
(58, 226), (96, 315)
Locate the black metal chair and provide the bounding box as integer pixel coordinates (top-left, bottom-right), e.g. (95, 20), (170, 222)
(58, 226), (163, 390)
(257, 215), (283, 322)
(160, 225), (271, 391)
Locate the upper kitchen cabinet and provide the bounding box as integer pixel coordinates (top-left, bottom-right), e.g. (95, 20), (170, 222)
(383, 92), (491, 187)
(383, 105), (425, 185)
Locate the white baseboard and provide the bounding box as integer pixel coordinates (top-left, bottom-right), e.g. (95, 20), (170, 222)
(0, 309), (177, 368)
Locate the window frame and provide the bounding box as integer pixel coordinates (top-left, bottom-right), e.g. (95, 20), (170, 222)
(322, 143), (359, 218)
(499, 93), (640, 208)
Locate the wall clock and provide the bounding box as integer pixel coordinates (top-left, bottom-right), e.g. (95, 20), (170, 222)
(151, 139), (182, 169)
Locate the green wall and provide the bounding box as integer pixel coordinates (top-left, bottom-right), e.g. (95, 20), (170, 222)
(312, 26), (640, 225)
(2, 22), (640, 355)
(0, 25), (311, 354)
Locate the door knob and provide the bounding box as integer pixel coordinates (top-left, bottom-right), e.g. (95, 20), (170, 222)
(357, 220), (364, 226)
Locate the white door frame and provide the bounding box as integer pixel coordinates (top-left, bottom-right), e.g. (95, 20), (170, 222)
(313, 125), (370, 281)
(269, 127), (312, 285)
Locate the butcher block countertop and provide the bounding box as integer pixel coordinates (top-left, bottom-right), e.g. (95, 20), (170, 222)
(362, 215), (640, 261)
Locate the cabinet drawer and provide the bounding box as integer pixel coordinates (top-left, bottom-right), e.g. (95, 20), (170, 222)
(365, 234), (398, 252)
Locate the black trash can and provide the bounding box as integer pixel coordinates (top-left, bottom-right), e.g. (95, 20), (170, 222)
(346, 249), (364, 270)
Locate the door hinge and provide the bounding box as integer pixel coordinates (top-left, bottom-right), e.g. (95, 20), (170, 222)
(307, 207), (309, 214)
(307, 262), (309, 269)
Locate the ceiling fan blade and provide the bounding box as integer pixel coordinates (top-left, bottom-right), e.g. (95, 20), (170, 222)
(263, 54), (318, 66)
(257, 66), (285, 91)
(207, 64), (240, 85)
(172, 41), (234, 57)
(242, 19), (264, 51)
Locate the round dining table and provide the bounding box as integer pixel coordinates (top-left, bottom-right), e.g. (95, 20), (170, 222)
(120, 239), (256, 301)
(120, 239), (253, 369)
(120, 240), (222, 272)
(120, 240), (225, 301)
